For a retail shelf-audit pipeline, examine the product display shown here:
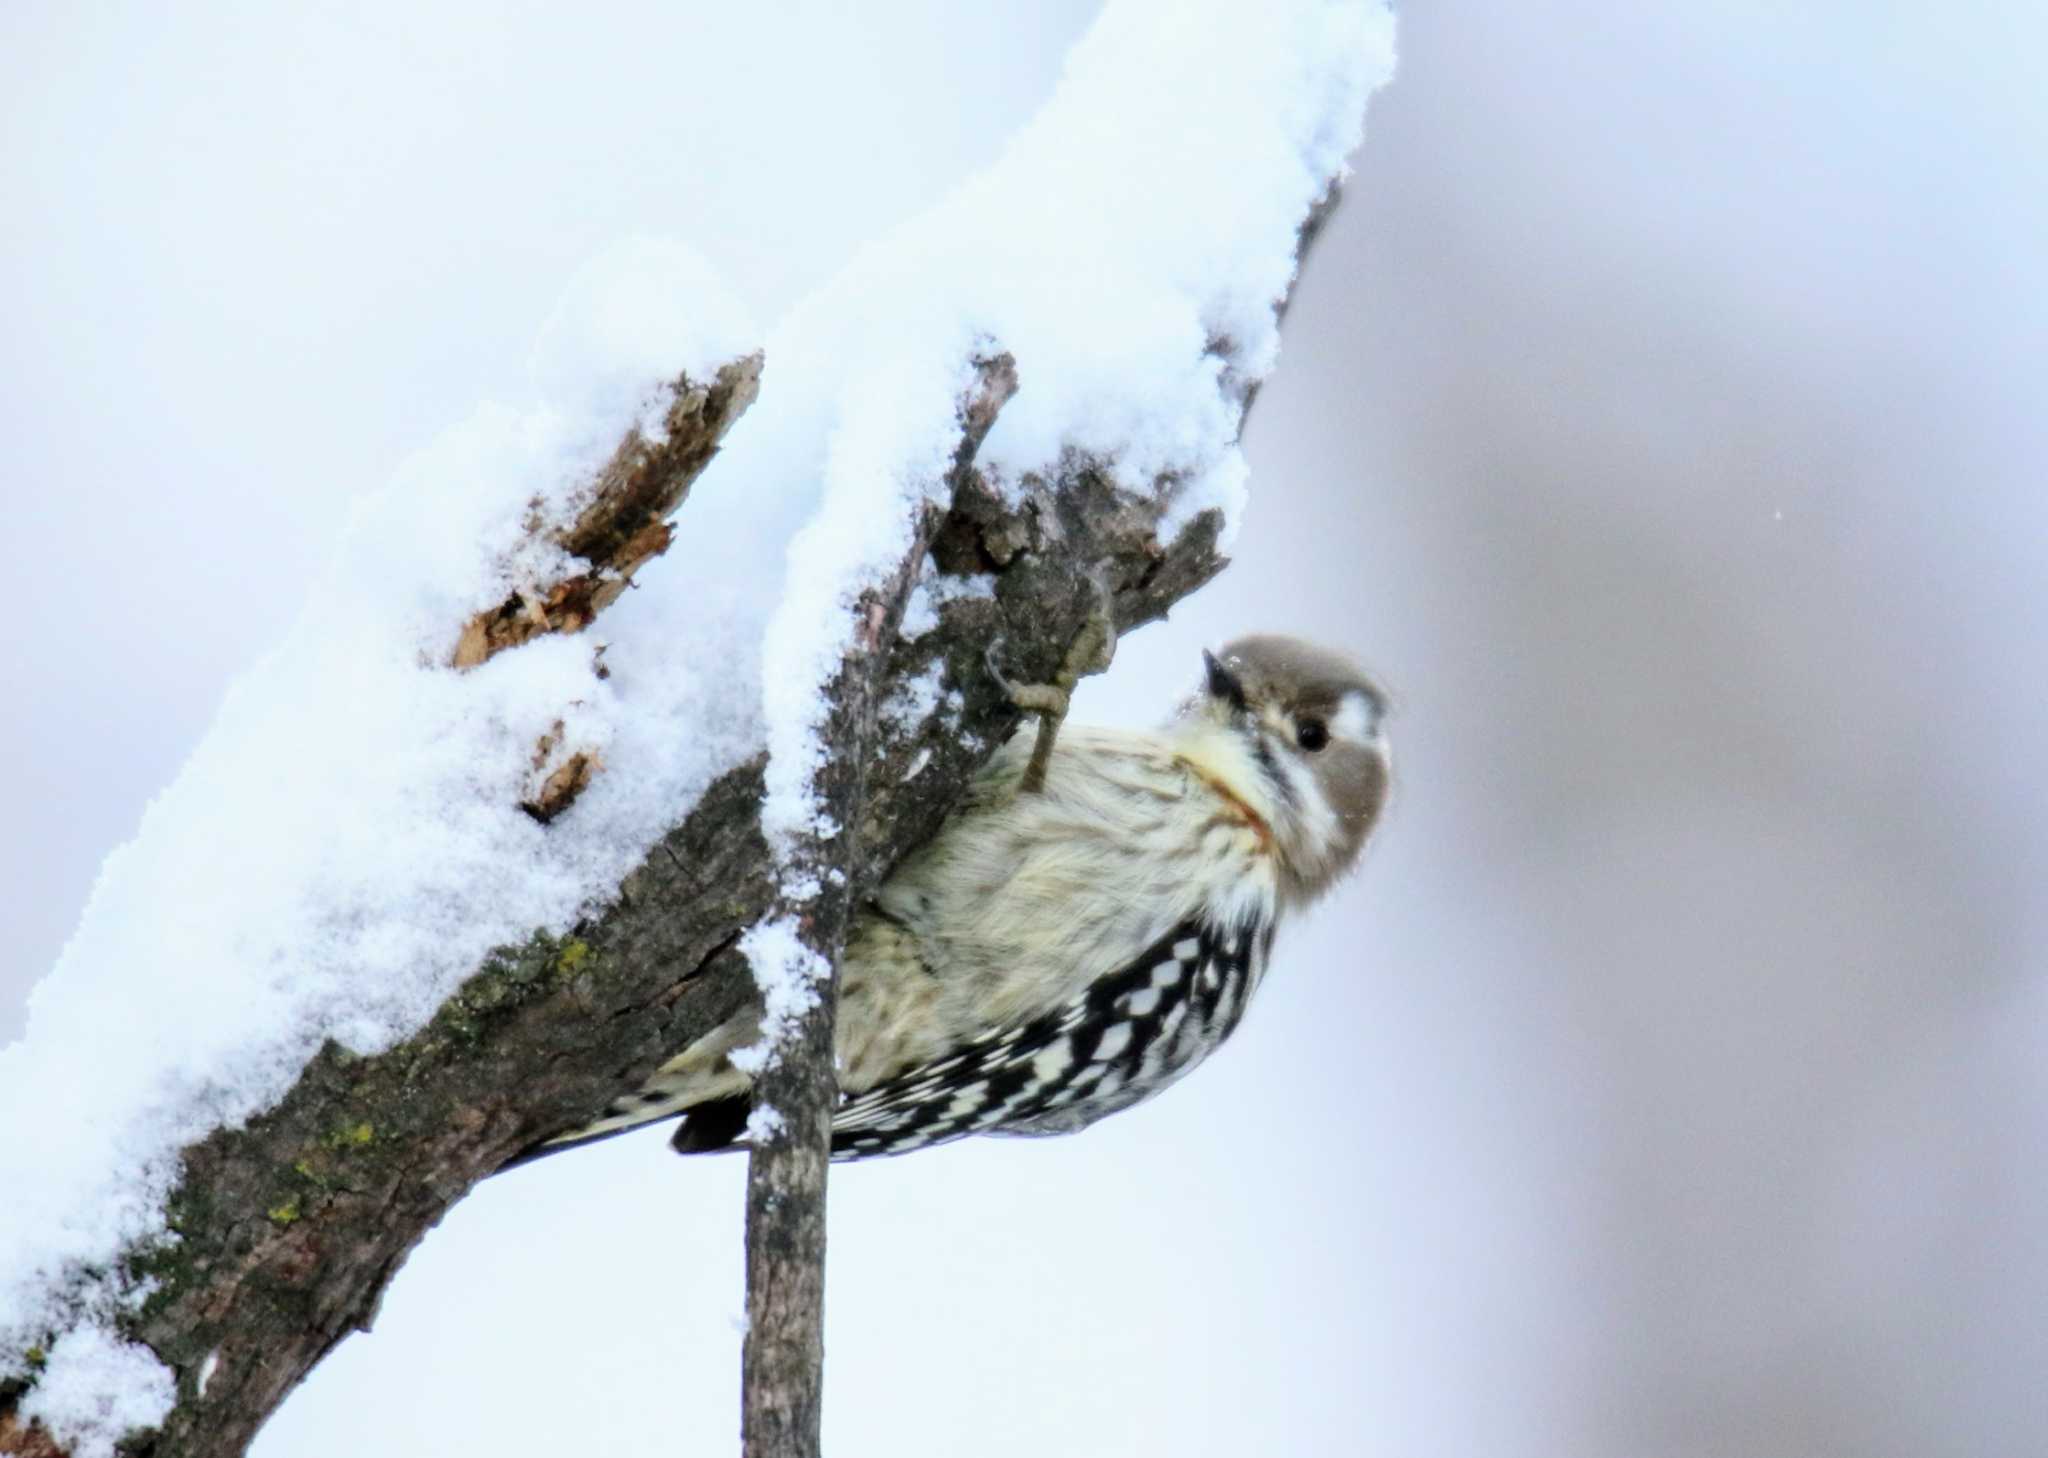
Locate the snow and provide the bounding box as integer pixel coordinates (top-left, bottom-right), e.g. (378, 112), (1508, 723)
(0, 0), (1395, 1450)
(881, 662), (958, 736)
(15, 1326), (176, 1458)
(755, 347), (977, 852)
(529, 235), (760, 444)
(901, 571), (997, 641)
(728, 918), (832, 1078)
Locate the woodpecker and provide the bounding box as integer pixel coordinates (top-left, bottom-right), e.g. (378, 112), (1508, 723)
(532, 634), (1389, 1162)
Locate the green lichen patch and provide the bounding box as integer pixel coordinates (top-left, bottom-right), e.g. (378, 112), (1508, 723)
(485, 928), (584, 987)
(326, 1121), (375, 1150)
(266, 1199), (301, 1227)
(554, 938), (593, 976)
(408, 929), (600, 1062)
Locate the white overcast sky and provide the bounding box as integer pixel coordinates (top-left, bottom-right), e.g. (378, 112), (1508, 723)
(6, 3), (2048, 1455)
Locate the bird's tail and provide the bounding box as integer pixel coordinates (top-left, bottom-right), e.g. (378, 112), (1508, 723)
(497, 1016), (758, 1171)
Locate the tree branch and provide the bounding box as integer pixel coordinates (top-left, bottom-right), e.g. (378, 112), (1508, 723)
(0, 364), (1228, 1458)
(0, 158), (1353, 1458)
(738, 355), (1018, 1457)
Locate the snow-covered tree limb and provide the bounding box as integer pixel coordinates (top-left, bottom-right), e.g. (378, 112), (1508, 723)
(0, 412), (1230, 1458)
(0, 4), (1396, 1454)
(737, 353), (1018, 1457)
(0, 369), (1236, 1458)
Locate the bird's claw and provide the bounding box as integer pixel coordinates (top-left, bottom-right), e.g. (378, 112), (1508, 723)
(988, 580), (1118, 796)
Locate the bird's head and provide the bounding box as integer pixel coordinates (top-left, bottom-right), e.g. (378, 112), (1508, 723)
(1174, 634), (1391, 904)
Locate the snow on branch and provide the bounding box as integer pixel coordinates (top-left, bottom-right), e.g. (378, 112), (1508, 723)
(0, 2), (1396, 1454)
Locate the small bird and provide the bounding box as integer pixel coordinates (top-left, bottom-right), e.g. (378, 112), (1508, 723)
(536, 634), (1389, 1162)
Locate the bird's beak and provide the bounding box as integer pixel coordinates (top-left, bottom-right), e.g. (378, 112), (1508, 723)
(1203, 649), (1248, 713)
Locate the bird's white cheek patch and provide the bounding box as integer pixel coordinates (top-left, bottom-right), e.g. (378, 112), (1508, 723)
(1330, 690), (1378, 743)
(1279, 752), (1337, 848)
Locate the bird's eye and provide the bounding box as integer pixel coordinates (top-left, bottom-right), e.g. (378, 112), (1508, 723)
(1296, 717), (1330, 752)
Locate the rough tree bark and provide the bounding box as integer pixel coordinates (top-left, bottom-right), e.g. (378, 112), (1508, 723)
(0, 191), (1339, 1458)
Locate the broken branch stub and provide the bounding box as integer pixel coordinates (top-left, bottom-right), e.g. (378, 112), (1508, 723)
(451, 352), (764, 670)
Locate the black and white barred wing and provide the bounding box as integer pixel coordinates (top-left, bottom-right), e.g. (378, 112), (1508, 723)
(831, 915), (1271, 1160)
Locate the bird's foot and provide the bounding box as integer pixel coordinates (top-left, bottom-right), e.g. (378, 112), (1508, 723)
(986, 580), (1117, 795)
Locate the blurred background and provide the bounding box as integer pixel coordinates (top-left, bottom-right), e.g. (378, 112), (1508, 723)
(5, 3), (2044, 1454)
